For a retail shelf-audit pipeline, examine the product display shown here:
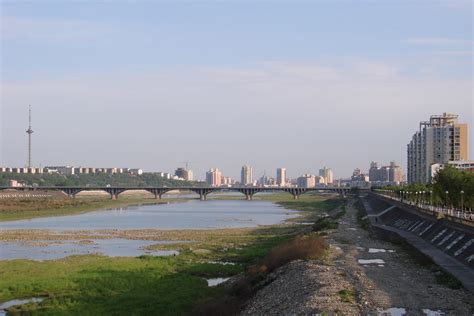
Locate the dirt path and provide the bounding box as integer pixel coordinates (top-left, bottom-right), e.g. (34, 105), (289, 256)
(242, 199), (474, 315)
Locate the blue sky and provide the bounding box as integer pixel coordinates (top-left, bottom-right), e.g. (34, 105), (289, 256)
(1, 1), (473, 179)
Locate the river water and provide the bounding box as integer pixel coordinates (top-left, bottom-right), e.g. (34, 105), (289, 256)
(0, 200), (298, 260)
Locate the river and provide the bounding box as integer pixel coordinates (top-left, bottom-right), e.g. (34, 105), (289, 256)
(0, 199), (298, 260)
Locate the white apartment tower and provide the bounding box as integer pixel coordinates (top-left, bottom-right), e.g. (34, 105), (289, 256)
(241, 165), (253, 186)
(276, 168), (286, 186)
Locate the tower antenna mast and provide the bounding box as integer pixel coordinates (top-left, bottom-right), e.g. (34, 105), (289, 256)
(26, 105), (33, 168)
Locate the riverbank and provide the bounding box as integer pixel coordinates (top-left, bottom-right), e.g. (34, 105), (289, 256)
(0, 193), (169, 222)
(241, 199), (474, 315)
(0, 194), (341, 314)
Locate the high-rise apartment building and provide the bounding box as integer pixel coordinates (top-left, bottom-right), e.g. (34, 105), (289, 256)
(318, 167), (333, 184)
(407, 113), (468, 184)
(276, 168), (286, 186)
(241, 165), (253, 186)
(388, 161), (403, 183)
(206, 168), (222, 187)
(297, 174), (316, 188)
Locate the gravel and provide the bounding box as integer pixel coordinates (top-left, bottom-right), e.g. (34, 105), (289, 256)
(241, 200), (474, 315)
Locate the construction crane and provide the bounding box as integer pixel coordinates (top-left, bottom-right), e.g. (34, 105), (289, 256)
(182, 161), (198, 170)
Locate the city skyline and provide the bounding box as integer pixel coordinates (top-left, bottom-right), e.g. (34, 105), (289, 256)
(1, 2), (472, 179)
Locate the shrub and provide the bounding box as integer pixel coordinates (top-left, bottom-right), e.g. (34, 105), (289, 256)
(250, 234), (327, 276)
(312, 217), (338, 232)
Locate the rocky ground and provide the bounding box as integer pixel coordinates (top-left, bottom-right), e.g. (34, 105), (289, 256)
(241, 200), (474, 315)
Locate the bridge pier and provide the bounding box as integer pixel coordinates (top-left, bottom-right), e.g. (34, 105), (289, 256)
(144, 188), (171, 200)
(104, 188), (126, 200)
(189, 188), (215, 201)
(284, 188), (306, 200)
(236, 188), (259, 201)
(61, 188), (83, 199)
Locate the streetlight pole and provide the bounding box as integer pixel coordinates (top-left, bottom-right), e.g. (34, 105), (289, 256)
(429, 190), (433, 211)
(445, 190), (449, 212)
(461, 190), (464, 213)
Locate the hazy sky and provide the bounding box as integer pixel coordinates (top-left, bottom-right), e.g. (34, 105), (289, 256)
(1, 1), (472, 180)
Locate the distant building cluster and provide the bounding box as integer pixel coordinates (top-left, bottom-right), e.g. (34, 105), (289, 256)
(293, 167), (334, 188)
(368, 161), (403, 186)
(201, 165), (337, 188)
(407, 112), (470, 184)
(205, 168), (236, 187)
(0, 166), (143, 176)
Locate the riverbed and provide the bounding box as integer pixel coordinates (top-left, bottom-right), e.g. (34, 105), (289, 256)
(0, 200), (298, 260)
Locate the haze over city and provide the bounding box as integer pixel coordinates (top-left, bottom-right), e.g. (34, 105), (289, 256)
(1, 1), (472, 180)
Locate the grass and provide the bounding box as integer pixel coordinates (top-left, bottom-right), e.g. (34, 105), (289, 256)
(354, 198), (371, 231)
(311, 202), (347, 233)
(0, 194), (344, 314)
(0, 255), (225, 315)
(337, 289), (355, 303)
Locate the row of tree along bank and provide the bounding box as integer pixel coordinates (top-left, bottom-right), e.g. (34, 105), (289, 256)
(383, 167), (473, 210)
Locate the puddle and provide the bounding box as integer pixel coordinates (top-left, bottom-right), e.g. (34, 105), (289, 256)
(206, 261), (236, 266)
(356, 246), (365, 251)
(422, 309), (445, 316)
(376, 307), (406, 316)
(0, 297), (44, 315)
(0, 239), (179, 261)
(369, 248), (387, 253)
(346, 228), (357, 231)
(296, 222), (314, 225)
(368, 248), (395, 253)
(206, 277), (230, 287)
(358, 259), (385, 265)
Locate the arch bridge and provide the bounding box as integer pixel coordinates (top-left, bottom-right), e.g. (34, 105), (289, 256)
(0, 186), (361, 201)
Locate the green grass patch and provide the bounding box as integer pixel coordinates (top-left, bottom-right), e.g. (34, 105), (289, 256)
(338, 289), (355, 303)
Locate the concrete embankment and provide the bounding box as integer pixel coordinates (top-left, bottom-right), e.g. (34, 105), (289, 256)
(362, 193), (474, 292)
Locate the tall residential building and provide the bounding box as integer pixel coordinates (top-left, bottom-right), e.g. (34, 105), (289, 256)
(276, 168), (286, 186)
(206, 168), (222, 187)
(318, 167), (333, 184)
(407, 113), (468, 184)
(297, 174), (316, 188)
(388, 161), (403, 183)
(241, 165), (253, 186)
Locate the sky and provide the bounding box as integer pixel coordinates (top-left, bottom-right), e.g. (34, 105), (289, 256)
(1, 0), (473, 180)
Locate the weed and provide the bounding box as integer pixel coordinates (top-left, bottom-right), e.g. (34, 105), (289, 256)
(337, 289), (355, 303)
